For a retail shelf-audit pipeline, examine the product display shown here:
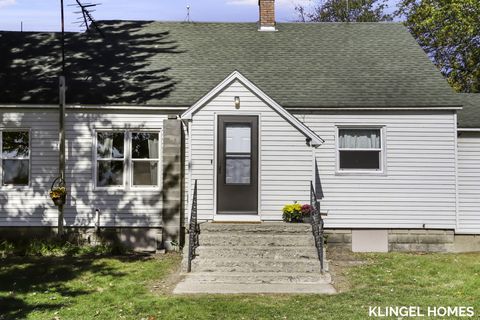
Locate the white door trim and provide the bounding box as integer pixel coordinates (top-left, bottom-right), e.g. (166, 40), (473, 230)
(213, 112), (262, 221)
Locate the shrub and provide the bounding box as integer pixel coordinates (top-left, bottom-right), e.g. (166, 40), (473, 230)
(0, 239), (125, 258)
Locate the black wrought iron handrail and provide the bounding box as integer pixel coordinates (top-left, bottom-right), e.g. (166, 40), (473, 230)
(187, 180), (199, 272)
(310, 181), (325, 272)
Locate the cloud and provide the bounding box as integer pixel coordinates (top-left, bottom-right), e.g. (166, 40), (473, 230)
(0, 0), (16, 8)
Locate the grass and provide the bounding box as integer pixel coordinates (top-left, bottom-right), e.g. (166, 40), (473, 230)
(0, 250), (479, 319)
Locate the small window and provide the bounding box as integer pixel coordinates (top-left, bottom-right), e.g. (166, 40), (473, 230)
(1, 130), (30, 186)
(338, 128), (382, 171)
(96, 132), (125, 187)
(131, 132), (160, 186)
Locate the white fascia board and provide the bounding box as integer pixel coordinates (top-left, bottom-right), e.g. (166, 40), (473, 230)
(288, 107), (462, 111)
(457, 128), (480, 132)
(181, 70), (324, 147)
(0, 104), (187, 111)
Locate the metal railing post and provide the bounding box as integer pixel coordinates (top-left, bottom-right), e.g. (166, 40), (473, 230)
(187, 180), (199, 272)
(310, 181), (325, 272)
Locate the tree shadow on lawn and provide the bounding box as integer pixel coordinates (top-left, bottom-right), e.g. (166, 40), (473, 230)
(0, 255), (146, 319)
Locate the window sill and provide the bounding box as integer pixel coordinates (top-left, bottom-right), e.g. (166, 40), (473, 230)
(335, 170), (386, 176)
(1, 185), (32, 190)
(93, 186), (161, 192)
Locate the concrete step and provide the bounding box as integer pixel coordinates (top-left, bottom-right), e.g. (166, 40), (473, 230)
(200, 233), (315, 247)
(196, 245), (318, 260)
(183, 272), (331, 284)
(200, 222), (312, 234)
(173, 281), (336, 294)
(191, 257), (322, 273)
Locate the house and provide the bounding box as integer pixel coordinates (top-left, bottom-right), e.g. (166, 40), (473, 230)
(0, 0), (479, 252)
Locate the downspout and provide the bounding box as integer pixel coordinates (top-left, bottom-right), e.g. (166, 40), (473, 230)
(311, 146), (316, 193)
(182, 119), (193, 225)
(454, 112), (460, 232)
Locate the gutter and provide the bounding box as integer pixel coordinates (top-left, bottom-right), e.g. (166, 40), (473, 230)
(287, 107), (463, 111)
(454, 112), (460, 232)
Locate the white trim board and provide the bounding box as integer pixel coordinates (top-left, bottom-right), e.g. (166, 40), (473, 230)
(457, 128), (480, 132)
(213, 215), (262, 222)
(180, 70), (324, 147)
(212, 112), (262, 220)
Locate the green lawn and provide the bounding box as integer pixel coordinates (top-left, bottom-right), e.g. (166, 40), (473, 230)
(1, 251), (479, 319)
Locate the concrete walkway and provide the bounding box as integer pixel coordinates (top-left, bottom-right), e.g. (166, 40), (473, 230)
(173, 222), (336, 294)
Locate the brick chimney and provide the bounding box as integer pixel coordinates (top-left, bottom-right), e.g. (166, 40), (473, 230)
(258, 0), (276, 31)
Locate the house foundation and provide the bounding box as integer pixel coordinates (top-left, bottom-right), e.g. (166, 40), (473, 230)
(325, 229), (480, 253)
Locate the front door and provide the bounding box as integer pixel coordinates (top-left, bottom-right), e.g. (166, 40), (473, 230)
(217, 115), (258, 214)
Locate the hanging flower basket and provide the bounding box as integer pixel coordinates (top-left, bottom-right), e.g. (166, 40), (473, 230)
(49, 177), (67, 206)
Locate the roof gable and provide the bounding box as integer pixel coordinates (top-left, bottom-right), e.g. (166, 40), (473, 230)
(181, 70), (324, 147)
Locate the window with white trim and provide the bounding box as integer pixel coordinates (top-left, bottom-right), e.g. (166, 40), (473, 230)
(337, 128), (383, 171)
(1, 130), (30, 186)
(95, 130), (161, 188)
(96, 131), (125, 187)
(131, 132), (160, 187)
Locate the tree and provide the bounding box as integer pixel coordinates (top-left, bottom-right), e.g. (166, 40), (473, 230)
(395, 0), (480, 93)
(295, 0), (393, 22)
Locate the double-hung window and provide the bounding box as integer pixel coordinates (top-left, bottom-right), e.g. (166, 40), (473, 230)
(95, 130), (160, 188)
(1, 130), (30, 186)
(96, 131), (125, 187)
(337, 128), (383, 172)
(131, 132), (160, 187)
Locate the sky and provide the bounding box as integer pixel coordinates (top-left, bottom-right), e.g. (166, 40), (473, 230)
(0, 0), (399, 32)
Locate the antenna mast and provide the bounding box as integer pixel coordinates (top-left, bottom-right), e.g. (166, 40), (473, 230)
(185, 5), (191, 22)
(346, 0), (349, 22)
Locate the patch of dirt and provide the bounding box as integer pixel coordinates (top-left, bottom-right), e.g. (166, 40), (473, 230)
(149, 252), (184, 295)
(327, 247), (369, 293)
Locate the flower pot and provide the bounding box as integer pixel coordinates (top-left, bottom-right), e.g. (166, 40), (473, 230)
(302, 216), (312, 224)
(52, 195), (66, 206)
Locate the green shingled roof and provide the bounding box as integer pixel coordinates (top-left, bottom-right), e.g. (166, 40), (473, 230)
(0, 21), (459, 108)
(458, 94), (480, 128)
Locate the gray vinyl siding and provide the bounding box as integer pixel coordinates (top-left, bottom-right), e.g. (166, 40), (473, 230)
(0, 108), (167, 227)
(0, 111), (59, 226)
(188, 81), (458, 227)
(457, 132), (480, 233)
(189, 80), (313, 220)
(299, 111), (457, 229)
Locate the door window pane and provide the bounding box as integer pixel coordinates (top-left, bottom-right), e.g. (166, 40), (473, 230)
(3, 159), (29, 185)
(132, 161), (158, 186)
(226, 156), (251, 184)
(97, 161), (124, 187)
(226, 125), (251, 153)
(97, 132), (124, 158)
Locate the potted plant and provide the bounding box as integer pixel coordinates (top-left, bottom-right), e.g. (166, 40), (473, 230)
(49, 177), (67, 206)
(282, 203), (315, 223)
